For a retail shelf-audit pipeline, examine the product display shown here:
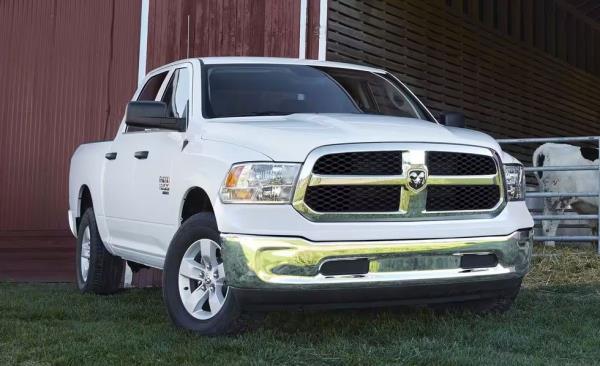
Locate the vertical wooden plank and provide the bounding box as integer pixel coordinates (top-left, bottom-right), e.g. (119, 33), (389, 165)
(306, 0), (321, 59)
(192, 0), (208, 57)
(511, 0), (521, 40)
(576, 19), (586, 70)
(585, 25), (593, 74)
(497, 0), (508, 35)
(467, 0), (479, 22)
(209, 0), (223, 55)
(181, 0), (195, 58)
(566, 12), (576, 65)
(556, 6), (567, 61)
(481, 0), (494, 27)
(220, 0), (236, 55)
(593, 30), (600, 77)
(244, 0), (265, 56)
(534, 0), (545, 50)
(545, 0), (556, 56)
(522, 0), (534, 45)
(451, 0), (463, 13)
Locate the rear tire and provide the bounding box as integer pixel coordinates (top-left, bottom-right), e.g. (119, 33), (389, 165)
(162, 213), (241, 335)
(76, 208), (124, 294)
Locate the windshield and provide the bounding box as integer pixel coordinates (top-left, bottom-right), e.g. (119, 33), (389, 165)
(202, 64), (428, 120)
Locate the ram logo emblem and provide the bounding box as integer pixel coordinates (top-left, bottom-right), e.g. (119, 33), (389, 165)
(407, 168), (427, 193)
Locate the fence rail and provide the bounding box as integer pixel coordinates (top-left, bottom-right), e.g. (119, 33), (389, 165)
(526, 192), (598, 198)
(525, 165), (598, 172)
(497, 136), (600, 253)
(533, 214), (599, 220)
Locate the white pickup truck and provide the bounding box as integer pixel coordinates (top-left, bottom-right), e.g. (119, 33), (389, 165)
(69, 57), (533, 334)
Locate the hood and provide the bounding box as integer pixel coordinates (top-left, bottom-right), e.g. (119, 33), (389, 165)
(201, 114), (502, 162)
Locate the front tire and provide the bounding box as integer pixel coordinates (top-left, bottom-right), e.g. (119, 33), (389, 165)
(162, 213), (241, 335)
(76, 208), (124, 294)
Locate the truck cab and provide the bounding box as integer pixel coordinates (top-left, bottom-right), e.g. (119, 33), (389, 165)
(69, 57), (533, 334)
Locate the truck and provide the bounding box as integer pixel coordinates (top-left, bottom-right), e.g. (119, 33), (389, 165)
(69, 57), (533, 335)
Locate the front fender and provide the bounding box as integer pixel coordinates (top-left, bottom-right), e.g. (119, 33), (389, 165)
(173, 139), (273, 231)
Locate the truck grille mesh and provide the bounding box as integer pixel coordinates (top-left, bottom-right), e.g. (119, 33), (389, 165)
(312, 151), (403, 175)
(426, 185), (501, 211)
(305, 185), (400, 212)
(427, 152), (496, 175)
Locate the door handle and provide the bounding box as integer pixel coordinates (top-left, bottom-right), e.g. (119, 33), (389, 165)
(134, 151), (149, 159)
(105, 152), (117, 160)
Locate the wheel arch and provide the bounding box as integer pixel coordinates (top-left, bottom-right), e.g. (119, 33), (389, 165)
(180, 186), (215, 226)
(76, 184), (94, 231)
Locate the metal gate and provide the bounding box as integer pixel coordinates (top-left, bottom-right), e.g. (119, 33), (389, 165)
(497, 136), (600, 254)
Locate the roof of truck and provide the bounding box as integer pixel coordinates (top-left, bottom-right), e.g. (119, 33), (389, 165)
(198, 57), (386, 73)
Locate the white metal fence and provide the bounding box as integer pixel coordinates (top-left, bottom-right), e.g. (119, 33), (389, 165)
(497, 136), (600, 254)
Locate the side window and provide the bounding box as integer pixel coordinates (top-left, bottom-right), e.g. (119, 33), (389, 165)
(137, 72), (168, 101)
(161, 68), (190, 119)
(127, 72), (169, 132)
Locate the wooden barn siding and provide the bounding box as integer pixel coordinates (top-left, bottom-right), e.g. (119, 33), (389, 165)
(146, 0), (303, 69)
(306, 0), (322, 59)
(0, 0), (141, 282)
(327, 0), (600, 164)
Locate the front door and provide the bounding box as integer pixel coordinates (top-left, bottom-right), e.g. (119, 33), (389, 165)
(103, 67), (187, 266)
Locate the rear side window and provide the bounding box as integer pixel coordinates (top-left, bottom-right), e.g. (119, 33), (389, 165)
(161, 68), (191, 119)
(137, 72), (168, 101)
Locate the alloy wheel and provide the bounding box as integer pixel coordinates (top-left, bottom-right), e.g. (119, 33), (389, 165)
(178, 239), (228, 320)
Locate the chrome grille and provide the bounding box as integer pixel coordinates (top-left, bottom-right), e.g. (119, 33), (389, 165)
(292, 143), (505, 222)
(426, 185), (501, 211)
(305, 185), (401, 212)
(427, 152), (497, 175)
(313, 151), (403, 175)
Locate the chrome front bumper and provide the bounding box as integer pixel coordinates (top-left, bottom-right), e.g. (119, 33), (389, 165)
(221, 230), (532, 291)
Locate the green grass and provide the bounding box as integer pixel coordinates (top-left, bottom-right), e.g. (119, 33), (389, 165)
(2, 247), (600, 366)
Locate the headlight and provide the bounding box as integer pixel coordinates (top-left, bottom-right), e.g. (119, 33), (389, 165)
(504, 164), (525, 201)
(220, 163), (301, 203)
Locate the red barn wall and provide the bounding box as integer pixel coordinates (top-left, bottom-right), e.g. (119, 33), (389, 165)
(146, 0), (302, 69)
(0, 0), (141, 281)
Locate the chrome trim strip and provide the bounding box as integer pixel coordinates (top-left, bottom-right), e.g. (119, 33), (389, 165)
(309, 174), (407, 186)
(427, 175), (498, 186)
(292, 143), (505, 222)
(310, 174), (497, 186)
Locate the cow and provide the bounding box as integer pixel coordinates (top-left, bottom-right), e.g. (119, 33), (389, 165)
(533, 143), (598, 246)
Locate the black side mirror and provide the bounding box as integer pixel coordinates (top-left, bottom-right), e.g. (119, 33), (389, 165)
(439, 112), (465, 128)
(125, 101), (185, 131)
